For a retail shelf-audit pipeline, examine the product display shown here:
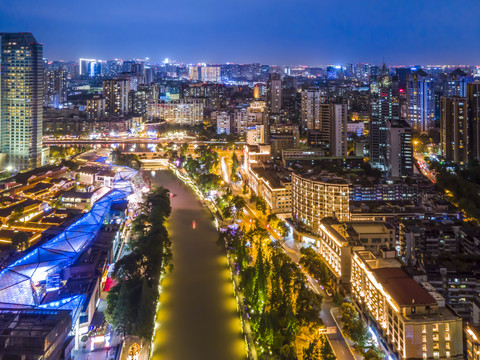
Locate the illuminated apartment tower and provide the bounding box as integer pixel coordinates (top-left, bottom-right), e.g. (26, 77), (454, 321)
(467, 83), (480, 163)
(407, 69), (435, 132)
(103, 78), (129, 116)
(0, 33), (43, 170)
(440, 96), (469, 166)
(267, 73), (282, 114)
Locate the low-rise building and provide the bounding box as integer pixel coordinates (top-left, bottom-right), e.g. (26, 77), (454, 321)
(345, 221), (395, 254)
(465, 324), (480, 360)
(316, 217), (364, 292)
(248, 167), (291, 215)
(291, 172), (350, 232)
(0, 308), (73, 360)
(243, 144), (271, 172)
(151, 99), (204, 126)
(352, 250), (464, 360)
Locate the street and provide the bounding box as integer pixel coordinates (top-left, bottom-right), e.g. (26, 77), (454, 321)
(149, 170), (246, 360)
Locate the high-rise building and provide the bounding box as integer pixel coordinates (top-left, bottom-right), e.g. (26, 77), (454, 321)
(387, 119), (413, 177)
(301, 89), (324, 130)
(444, 68), (471, 98)
(267, 73), (282, 114)
(234, 106), (248, 134)
(370, 75), (402, 171)
(440, 96), (469, 166)
(151, 99), (204, 125)
(331, 103), (348, 157)
(86, 95), (106, 121)
(44, 63), (68, 108)
(201, 66), (221, 82)
(103, 78), (130, 116)
(467, 83), (480, 163)
(79, 58), (101, 77)
(0, 33), (44, 170)
(128, 84), (158, 120)
(407, 69), (435, 132)
(215, 110), (232, 135)
(188, 66), (200, 81)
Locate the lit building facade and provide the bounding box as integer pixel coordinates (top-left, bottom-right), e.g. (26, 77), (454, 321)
(466, 325), (480, 360)
(352, 250), (463, 360)
(291, 172), (350, 233)
(215, 110), (232, 135)
(0, 32), (44, 170)
(440, 96), (469, 166)
(267, 73), (282, 114)
(103, 78), (129, 116)
(387, 119), (413, 177)
(407, 70), (435, 132)
(201, 66), (221, 82)
(316, 217), (364, 291)
(152, 99), (204, 125)
(331, 103), (348, 157)
(248, 167), (291, 215)
(86, 95), (106, 121)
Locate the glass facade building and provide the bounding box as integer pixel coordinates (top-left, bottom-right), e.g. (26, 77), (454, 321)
(0, 32), (43, 170)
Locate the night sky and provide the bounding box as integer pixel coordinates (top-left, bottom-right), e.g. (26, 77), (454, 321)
(1, 0), (480, 65)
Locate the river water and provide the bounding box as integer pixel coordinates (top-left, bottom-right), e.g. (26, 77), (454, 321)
(148, 170), (246, 360)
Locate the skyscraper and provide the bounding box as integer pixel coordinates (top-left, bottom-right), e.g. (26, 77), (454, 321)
(387, 119), (413, 177)
(330, 103), (348, 157)
(301, 89), (323, 130)
(467, 83), (480, 163)
(370, 75), (402, 171)
(407, 69), (435, 132)
(103, 78), (129, 116)
(440, 96), (469, 166)
(267, 73), (282, 114)
(0, 33), (43, 170)
(443, 68), (471, 98)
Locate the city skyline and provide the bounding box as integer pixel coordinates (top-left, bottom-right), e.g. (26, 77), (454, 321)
(2, 0), (480, 65)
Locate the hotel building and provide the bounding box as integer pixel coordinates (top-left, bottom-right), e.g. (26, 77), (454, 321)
(351, 250), (463, 360)
(291, 172), (350, 232)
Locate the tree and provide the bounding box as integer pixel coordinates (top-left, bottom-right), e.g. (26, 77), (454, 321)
(106, 280), (134, 336)
(304, 335), (336, 360)
(232, 195), (246, 215)
(341, 302), (358, 324)
(255, 197), (267, 215)
(349, 318), (369, 348)
(179, 143), (189, 156)
(364, 348), (382, 360)
(11, 232), (29, 251)
(303, 337), (321, 360)
(319, 334), (336, 360)
(341, 302), (369, 348)
(231, 152), (240, 182)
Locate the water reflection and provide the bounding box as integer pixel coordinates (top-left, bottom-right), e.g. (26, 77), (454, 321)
(147, 170), (245, 360)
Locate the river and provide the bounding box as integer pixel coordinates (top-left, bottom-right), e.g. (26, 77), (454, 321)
(148, 170), (246, 360)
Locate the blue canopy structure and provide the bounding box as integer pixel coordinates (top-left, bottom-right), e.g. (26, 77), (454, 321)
(0, 167), (137, 309)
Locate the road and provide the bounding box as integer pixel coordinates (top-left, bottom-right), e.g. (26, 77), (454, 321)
(149, 170), (246, 360)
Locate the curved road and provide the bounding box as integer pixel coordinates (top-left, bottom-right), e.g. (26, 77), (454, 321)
(149, 170), (246, 360)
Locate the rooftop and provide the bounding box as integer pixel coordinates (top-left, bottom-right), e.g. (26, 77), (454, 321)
(372, 267), (437, 307)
